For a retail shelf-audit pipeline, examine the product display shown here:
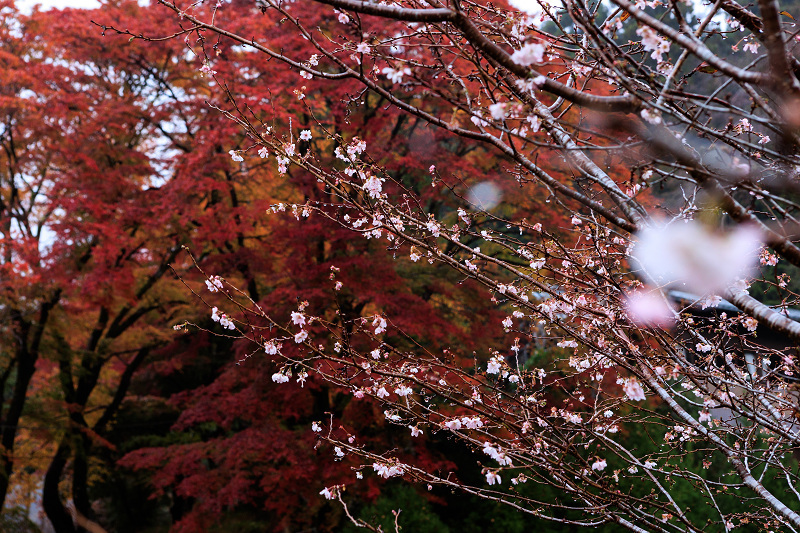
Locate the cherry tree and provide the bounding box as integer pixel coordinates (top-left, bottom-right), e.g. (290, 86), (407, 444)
(115, 0), (800, 529)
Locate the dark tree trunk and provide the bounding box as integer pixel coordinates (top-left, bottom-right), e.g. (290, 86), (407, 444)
(0, 352), (35, 508)
(71, 434), (91, 525)
(43, 441), (77, 533)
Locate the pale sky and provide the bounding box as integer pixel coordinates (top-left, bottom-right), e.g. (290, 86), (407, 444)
(15, 0), (102, 13)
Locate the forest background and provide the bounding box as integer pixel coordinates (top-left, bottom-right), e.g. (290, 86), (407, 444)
(4, 0), (800, 531)
(1, 0), (563, 530)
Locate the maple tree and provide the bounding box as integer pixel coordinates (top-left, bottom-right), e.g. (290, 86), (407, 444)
(0, 2), (276, 530)
(102, 0), (800, 530)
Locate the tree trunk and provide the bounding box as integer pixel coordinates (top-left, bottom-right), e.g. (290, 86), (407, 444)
(71, 434), (91, 526)
(0, 346), (37, 508)
(43, 441), (77, 533)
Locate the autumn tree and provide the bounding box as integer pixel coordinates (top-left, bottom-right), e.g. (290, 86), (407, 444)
(0, 2), (279, 530)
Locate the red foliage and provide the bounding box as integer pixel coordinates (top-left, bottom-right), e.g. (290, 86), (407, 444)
(1, 0), (578, 529)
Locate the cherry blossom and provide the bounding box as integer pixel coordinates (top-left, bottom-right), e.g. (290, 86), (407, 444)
(444, 418), (462, 431)
(486, 356), (502, 374)
(466, 181), (501, 210)
(425, 220), (441, 237)
(640, 108), (662, 125)
(276, 156), (289, 174)
(363, 175), (383, 199)
(198, 62), (217, 77)
(760, 249), (778, 266)
(373, 463), (404, 479)
(700, 295), (722, 310)
(636, 26), (670, 62)
(205, 276), (224, 292)
(211, 307), (235, 330)
(264, 341), (279, 355)
(526, 114), (541, 132)
(489, 102), (507, 120)
(623, 379), (647, 402)
(382, 66), (411, 84)
(743, 41), (759, 54)
(510, 42), (545, 66)
(462, 416), (483, 429)
(271, 372), (289, 384)
(395, 385), (412, 396)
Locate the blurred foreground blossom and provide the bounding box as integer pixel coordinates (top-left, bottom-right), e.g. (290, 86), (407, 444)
(466, 181), (501, 211)
(625, 289), (675, 327)
(631, 221), (761, 295)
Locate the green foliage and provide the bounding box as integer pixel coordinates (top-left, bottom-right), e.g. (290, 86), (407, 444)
(343, 484), (451, 533)
(751, 261), (800, 306)
(0, 508), (42, 533)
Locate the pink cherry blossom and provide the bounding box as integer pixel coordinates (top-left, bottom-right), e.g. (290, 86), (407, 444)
(623, 378), (646, 402)
(291, 311), (306, 326)
(510, 42), (545, 66)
